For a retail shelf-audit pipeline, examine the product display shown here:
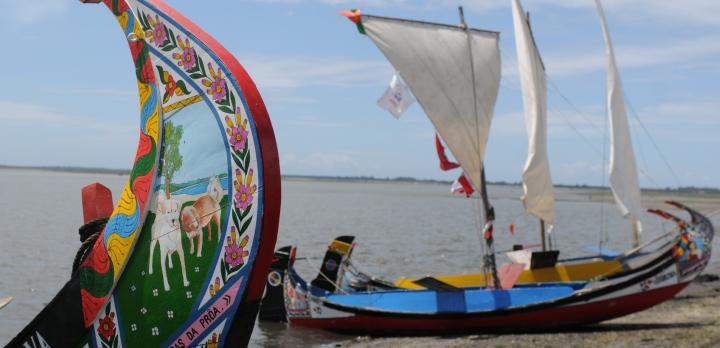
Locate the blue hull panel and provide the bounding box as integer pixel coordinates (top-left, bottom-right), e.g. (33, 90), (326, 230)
(326, 285), (577, 314)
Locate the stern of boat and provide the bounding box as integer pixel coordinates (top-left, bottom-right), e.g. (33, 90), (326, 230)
(283, 246), (315, 319)
(670, 201), (715, 282)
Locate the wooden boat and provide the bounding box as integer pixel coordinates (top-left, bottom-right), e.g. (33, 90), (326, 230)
(341, 0), (688, 291)
(7, 1), (280, 347)
(273, 1), (716, 333)
(284, 202), (714, 333)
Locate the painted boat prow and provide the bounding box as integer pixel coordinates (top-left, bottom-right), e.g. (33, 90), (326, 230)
(7, 1), (280, 347)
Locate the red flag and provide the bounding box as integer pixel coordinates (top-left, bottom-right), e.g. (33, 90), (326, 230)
(451, 172), (475, 197)
(435, 134), (460, 171)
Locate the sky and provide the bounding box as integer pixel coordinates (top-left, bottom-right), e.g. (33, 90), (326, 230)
(163, 103), (227, 184)
(0, 0), (718, 189)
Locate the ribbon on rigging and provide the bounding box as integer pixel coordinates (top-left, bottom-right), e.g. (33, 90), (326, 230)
(451, 172), (475, 197)
(435, 133), (460, 171)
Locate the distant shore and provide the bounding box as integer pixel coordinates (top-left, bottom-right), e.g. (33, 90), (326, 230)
(1, 165), (718, 196)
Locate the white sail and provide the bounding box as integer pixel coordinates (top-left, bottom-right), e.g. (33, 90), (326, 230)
(361, 15), (501, 190)
(595, 0), (643, 224)
(512, 0), (555, 225)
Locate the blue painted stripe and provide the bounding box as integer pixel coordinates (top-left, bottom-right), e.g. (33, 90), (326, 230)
(325, 286), (576, 314)
(103, 201), (141, 244)
(140, 82), (158, 132)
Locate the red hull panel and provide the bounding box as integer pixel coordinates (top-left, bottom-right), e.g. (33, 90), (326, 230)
(290, 282), (689, 333)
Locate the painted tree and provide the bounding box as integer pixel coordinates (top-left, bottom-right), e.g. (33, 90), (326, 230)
(163, 121), (184, 198)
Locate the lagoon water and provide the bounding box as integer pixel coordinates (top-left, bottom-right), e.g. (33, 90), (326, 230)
(0, 168), (717, 347)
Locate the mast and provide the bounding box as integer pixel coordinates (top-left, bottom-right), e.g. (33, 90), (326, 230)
(631, 217), (640, 247)
(528, 12), (547, 252)
(512, 0), (555, 251)
(347, 7), (502, 289)
(528, 11), (547, 252)
(595, 0), (643, 247)
(460, 6), (500, 289)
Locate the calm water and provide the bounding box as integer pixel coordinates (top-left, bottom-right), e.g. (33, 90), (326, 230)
(0, 169), (717, 347)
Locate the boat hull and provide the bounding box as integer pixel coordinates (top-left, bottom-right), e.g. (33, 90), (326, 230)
(285, 203), (713, 334)
(289, 282), (688, 334)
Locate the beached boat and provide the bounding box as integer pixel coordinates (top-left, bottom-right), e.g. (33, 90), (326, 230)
(284, 202), (713, 333)
(6, 1), (280, 347)
(278, 0), (715, 333)
(342, 0), (692, 291)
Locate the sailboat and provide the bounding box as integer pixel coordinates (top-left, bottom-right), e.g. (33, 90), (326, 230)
(7, 1), (281, 347)
(387, 0), (674, 290)
(278, 1), (715, 334)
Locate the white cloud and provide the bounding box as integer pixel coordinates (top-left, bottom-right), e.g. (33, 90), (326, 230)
(251, 0), (413, 8)
(42, 87), (136, 99)
(544, 35), (720, 78)
(490, 111), (525, 135)
(556, 160), (604, 182)
(238, 55), (391, 89)
(0, 0), (70, 24)
(600, 0), (720, 26)
(0, 101), (70, 123)
(320, 0), (413, 7)
(492, 108), (604, 140)
(280, 115), (343, 129)
(638, 98), (720, 127)
(251, 0), (720, 26)
(0, 100), (138, 168)
(0, 100), (135, 134)
(281, 151), (364, 174)
(447, 0), (720, 26)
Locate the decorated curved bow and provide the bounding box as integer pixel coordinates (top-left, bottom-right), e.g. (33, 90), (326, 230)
(9, 1), (280, 347)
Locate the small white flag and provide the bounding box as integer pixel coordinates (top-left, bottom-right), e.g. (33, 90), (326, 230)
(377, 73), (414, 119)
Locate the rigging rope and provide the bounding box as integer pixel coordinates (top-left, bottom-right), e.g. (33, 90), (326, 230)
(500, 37), (677, 190)
(599, 94), (609, 251)
(301, 257), (349, 295)
(625, 98), (683, 187)
(547, 79), (604, 134)
(546, 78), (663, 188)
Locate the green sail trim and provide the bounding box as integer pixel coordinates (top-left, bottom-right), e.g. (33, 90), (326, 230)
(356, 22), (366, 35)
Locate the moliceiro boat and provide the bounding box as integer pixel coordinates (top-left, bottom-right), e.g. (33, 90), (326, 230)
(283, 202), (713, 333)
(344, 0), (697, 290)
(7, 0), (280, 347)
(273, 1), (715, 333)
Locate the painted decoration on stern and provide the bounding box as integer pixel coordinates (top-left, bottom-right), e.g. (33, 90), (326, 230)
(7, 0), (279, 347)
(76, 0), (278, 347)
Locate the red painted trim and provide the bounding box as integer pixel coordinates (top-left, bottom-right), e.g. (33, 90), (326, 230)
(289, 282), (689, 333)
(148, 0), (281, 312)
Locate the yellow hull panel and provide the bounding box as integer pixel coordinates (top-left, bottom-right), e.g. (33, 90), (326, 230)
(394, 259), (623, 289)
